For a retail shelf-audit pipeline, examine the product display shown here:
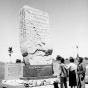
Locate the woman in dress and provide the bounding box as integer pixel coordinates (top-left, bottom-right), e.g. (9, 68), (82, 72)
(77, 57), (86, 88)
(68, 57), (77, 88)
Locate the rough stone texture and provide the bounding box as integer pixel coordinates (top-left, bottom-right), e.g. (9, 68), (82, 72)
(19, 6), (53, 65)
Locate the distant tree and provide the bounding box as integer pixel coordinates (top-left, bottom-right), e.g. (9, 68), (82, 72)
(85, 57), (88, 60)
(8, 47), (13, 54)
(16, 59), (21, 63)
(56, 55), (62, 61)
(66, 58), (68, 60)
(8, 47), (13, 62)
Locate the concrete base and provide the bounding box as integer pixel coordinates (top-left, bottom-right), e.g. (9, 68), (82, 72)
(1, 82), (88, 88)
(0, 83), (25, 88)
(20, 75), (57, 80)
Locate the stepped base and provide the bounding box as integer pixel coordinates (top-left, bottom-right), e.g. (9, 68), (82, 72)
(20, 75), (57, 80)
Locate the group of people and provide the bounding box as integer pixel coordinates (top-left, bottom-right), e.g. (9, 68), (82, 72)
(57, 56), (86, 88)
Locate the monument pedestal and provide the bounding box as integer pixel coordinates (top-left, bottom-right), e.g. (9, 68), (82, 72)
(21, 64), (57, 80)
(23, 65), (53, 77)
(0, 63), (58, 88)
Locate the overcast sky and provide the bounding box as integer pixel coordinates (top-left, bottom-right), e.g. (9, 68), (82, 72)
(0, 0), (88, 61)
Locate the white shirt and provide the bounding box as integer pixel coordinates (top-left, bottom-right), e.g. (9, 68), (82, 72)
(67, 63), (77, 71)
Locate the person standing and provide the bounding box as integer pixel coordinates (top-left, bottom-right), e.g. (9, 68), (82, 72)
(68, 57), (77, 88)
(77, 57), (86, 88)
(58, 58), (68, 88)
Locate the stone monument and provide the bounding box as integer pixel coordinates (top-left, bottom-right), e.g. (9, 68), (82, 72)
(0, 6), (57, 88)
(19, 5), (53, 65)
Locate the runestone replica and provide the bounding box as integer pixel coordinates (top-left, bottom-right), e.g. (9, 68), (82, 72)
(19, 6), (53, 65)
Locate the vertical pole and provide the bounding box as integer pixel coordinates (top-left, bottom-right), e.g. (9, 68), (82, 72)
(76, 45), (79, 59)
(9, 53), (11, 63)
(73, 47), (74, 58)
(10, 54), (11, 63)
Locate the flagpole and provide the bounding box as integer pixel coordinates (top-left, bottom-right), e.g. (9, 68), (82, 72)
(76, 45), (79, 59)
(72, 47), (74, 58)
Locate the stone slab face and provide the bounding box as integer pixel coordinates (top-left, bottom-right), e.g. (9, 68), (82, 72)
(5, 63), (23, 80)
(0, 63), (5, 82)
(19, 6), (52, 65)
(0, 63), (24, 82)
(23, 65), (53, 77)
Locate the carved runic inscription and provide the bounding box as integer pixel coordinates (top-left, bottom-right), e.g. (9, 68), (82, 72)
(19, 6), (53, 65)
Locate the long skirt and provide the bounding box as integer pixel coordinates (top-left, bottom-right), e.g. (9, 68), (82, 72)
(69, 70), (77, 86)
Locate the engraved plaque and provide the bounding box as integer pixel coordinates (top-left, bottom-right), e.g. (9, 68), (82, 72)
(23, 65), (53, 77)
(5, 63), (23, 80)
